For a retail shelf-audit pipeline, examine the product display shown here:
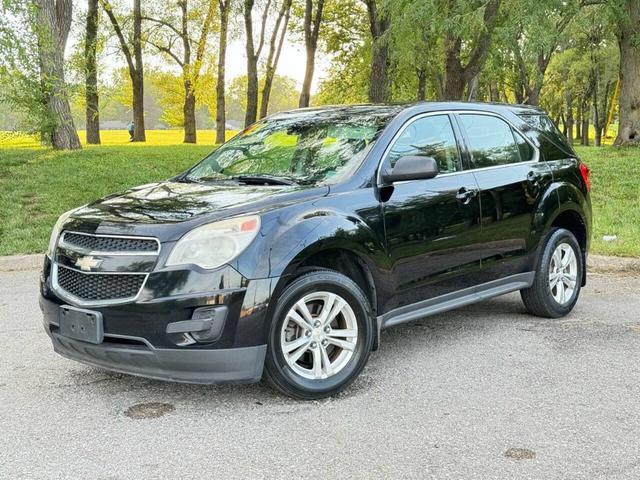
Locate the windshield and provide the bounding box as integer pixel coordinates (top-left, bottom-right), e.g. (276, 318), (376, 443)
(185, 107), (399, 185)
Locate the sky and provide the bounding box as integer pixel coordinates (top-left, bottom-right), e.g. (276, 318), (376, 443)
(224, 39), (330, 94)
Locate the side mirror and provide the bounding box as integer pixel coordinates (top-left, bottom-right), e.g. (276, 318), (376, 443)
(380, 156), (439, 184)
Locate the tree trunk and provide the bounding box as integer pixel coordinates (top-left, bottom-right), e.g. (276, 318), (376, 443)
(260, 0), (292, 119)
(131, 71), (145, 141)
(183, 79), (197, 143)
(581, 104), (589, 146)
(369, 42), (390, 102)
(299, 0), (324, 108)
(101, 0), (145, 140)
(244, 0), (259, 127)
(417, 69), (427, 101)
(299, 43), (316, 108)
(85, 0), (100, 144)
(216, 0), (230, 144)
(614, 0), (640, 145)
(444, 44), (465, 100)
(467, 74), (479, 101)
(563, 64), (573, 143)
(364, 0), (390, 103)
(575, 105), (582, 141)
(131, 0), (145, 141)
(36, 0), (82, 150)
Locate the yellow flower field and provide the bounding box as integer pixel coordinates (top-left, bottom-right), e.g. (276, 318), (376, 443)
(0, 129), (239, 149)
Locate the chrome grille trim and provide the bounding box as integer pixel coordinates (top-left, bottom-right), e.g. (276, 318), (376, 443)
(52, 231), (160, 306)
(59, 231), (161, 256)
(51, 264), (149, 307)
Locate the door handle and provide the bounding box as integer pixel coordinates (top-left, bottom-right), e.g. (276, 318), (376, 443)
(456, 187), (477, 205)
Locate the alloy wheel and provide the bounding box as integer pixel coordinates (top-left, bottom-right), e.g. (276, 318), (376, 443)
(280, 291), (358, 380)
(548, 243), (578, 305)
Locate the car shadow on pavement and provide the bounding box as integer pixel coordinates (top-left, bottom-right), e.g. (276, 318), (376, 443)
(58, 293), (557, 409)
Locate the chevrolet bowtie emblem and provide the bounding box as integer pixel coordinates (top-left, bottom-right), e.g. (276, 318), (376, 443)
(75, 256), (102, 272)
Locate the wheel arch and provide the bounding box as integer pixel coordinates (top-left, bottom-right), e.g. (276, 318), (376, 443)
(253, 211), (387, 350)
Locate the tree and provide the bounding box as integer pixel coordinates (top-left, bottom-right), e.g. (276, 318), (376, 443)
(442, 0), (502, 100)
(613, 0), (640, 145)
(506, 0), (579, 106)
(228, 74), (300, 119)
(216, 0), (232, 144)
(260, 0), (292, 118)
(34, 0), (82, 149)
(144, 0), (216, 143)
(85, 0), (100, 144)
(298, 0), (325, 107)
(362, 0), (390, 103)
(386, 0), (443, 101)
(100, 0), (146, 141)
(1, 2), (54, 138)
(314, 0), (370, 104)
(243, 0), (292, 127)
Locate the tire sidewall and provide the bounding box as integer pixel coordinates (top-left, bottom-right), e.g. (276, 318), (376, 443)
(538, 228), (583, 316)
(265, 271), (374, 398)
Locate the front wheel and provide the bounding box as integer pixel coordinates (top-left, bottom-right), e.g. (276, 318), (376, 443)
(264, 270), (375, 400)
(521, 228), (584, 318)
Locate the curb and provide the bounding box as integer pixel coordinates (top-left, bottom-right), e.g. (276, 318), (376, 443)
(1, 253), (639, 276)
(587, 254), (640, 276)
(0, 254), (43, 272)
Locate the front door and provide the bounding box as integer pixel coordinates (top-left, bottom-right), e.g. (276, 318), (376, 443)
(380, 114), (483, 313)
(454, 112), (552, 281)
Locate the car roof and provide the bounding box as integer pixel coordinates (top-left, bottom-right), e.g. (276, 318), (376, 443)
(270, 102), (546, 123)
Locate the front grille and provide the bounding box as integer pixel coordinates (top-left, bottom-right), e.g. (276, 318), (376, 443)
(56, 265), (146, 302)
(61, 232), (158, 253)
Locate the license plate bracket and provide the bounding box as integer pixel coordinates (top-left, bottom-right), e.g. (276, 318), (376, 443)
(59, 305), (104, 344)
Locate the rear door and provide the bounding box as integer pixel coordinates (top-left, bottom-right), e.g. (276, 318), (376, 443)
(454, 112), (552, 281)
(380, 113), (483, 312)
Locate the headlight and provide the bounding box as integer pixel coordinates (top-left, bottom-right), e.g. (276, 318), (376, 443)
(47, 208), (80, 258)
(166, 215), (261, 270)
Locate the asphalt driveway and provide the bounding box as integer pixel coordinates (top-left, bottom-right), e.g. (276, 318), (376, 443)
(1, 269), (640, 479)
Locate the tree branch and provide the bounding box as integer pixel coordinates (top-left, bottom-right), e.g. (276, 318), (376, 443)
(99, 0), (136, 74)
(142, 15), (183, 37)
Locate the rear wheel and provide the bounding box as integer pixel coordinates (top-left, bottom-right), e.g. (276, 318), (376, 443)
(264, 270), (374, 399)
(521, 228), (583, 318)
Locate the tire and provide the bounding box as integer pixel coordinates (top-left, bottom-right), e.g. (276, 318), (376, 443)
(263, 269), (375, 400)
(521, 228), (583, 318)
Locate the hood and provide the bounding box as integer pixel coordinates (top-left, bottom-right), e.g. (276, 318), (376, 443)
(66, 181), (328, 238)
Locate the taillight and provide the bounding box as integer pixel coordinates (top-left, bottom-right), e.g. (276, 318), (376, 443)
(579, 162), (590, 192)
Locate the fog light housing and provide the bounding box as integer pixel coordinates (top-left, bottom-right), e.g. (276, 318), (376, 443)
(166, 306), (227, 345)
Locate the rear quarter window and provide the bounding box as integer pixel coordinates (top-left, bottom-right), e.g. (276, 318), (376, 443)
(518, 114), (575, 161)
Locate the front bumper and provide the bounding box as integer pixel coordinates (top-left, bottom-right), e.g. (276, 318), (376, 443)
(48, 329), (266, 384)
(40, 256), (278, 384)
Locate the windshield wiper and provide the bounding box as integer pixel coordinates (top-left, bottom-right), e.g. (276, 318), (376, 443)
(233, 175), (298, 186)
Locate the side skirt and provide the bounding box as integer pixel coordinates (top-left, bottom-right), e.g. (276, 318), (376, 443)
(378, 272), (535, 330)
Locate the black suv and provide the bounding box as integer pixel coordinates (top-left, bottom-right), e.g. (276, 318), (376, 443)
(40, 103), (591, 399)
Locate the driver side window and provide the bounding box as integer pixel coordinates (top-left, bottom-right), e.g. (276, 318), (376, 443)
(387, 115), (461, 174)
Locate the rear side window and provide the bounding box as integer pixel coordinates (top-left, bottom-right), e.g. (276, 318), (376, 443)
(387, 115), (461, 174)
(518, 114), (574, 160)
(459, 114), (523, 168)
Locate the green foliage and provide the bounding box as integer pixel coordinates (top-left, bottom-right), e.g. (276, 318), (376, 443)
(0, 1), (54, 136)
(314, 0), (370, 104)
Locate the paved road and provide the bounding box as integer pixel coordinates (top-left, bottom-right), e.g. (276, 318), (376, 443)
(1, 270), (640, 479)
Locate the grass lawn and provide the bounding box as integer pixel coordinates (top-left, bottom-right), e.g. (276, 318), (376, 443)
(0, 130), (638, 257)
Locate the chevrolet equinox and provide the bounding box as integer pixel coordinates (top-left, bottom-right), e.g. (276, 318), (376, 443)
(40, 103), (592, 399)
